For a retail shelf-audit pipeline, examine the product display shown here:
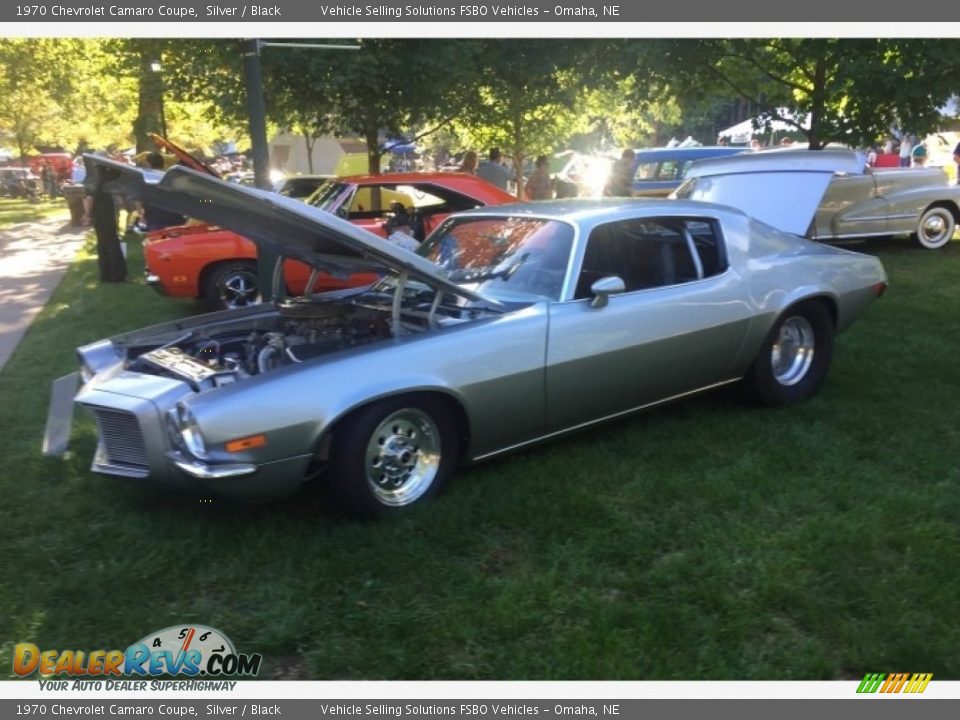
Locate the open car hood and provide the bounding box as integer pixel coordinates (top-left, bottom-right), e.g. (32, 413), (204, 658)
(674, 150), (867, 236)
(83, 155), (502, 309)
(149, 133), (220, 177)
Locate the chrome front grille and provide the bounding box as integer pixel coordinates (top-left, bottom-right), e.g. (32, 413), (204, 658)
(90, 407), (148, 470)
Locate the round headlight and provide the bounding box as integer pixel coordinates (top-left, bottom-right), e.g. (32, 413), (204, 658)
(176, 404), (208, 460)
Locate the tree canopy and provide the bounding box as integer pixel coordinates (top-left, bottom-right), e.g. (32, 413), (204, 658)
(2, 37), (959, 167)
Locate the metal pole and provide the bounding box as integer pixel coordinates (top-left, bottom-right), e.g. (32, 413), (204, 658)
(159, 76), (168, 139)
(242, 38), (280, 302)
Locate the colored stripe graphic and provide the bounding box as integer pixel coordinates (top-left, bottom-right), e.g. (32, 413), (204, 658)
(857, 672), (932, 694)
(857, 673), (885, 693)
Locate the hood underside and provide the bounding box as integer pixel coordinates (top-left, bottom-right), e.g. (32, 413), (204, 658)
(83, 155), (499, 308)
(676, 150), (867, 236)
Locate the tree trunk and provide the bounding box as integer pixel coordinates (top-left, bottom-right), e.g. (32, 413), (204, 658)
(808, 58), (827, 150)
(91, 189), (127, 283)
(134, 46), (165, 153)
(303, 131), (315, 173)
(512, 106), (524, 200)
(365, 127), (381, 175)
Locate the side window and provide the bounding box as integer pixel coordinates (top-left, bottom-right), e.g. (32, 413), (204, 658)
(685, 219), (727, 278)
(657, 161), (681, 181)
(633, 162), (658, 181)
(347, 186), (415, 218)
(575, 218), (725, 299)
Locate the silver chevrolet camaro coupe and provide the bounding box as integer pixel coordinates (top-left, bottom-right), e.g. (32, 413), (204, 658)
(45, 156), (887, 517)
(676, 149), (960, 250)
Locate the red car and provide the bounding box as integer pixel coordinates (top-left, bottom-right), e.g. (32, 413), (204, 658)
(144, 172), (516, 309)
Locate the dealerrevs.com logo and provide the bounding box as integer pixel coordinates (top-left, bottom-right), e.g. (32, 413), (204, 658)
(13, 625), (262, 680)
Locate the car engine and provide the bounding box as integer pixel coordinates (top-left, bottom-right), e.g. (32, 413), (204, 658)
(128, 300), (393, 390)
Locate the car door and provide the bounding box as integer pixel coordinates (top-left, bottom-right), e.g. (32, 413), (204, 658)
(813, 171), (890, 239)
(545, 216), (753, 430)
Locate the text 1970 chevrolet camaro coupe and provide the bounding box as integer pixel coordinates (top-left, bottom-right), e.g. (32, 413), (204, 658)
(45, 155), (887, 517)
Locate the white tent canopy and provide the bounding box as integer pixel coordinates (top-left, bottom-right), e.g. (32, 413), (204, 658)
(718, 110), (810, 144)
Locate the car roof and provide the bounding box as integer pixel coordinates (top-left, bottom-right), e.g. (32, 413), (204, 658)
(630, 146), (746, 162)
(451, 197), (745, 224)
(329, 172), (517, 201)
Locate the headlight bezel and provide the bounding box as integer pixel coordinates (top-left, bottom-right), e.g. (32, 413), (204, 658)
(171, 403), (209, 460)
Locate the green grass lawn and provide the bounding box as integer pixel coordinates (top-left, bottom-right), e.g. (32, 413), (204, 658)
(0, 196), (70, 225)
(1, 234), (958, 680)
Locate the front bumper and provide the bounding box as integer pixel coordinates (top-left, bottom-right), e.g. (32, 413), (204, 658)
(144, 269), (168, 296)
(68, 380), (311, 501)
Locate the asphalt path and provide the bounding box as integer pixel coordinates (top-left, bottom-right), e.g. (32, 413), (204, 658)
(0, 215), (88, 371)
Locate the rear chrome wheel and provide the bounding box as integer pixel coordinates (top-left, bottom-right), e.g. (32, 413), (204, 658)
(770, 316), (816, 386)
(914, 206), (956, 250)
(746, 301), (834, 406)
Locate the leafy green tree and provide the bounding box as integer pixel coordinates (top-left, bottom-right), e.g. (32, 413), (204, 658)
(264, 39), (485, 174)
(631, 39), (960, 149)
(451, 40), (603, 197)
(0, 39), (90, 159)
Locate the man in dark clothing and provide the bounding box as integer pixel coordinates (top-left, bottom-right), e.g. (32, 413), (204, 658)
(603, 149), (637, 197)
(139, 152), (185, 231)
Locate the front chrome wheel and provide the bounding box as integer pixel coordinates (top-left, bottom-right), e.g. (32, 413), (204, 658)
(217, 268), (260, 309)
(364, 408), (442, 507)
(771, 316), (815, 386)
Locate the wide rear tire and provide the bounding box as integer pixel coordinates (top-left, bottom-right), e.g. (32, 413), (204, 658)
(745, 301), (834, 406)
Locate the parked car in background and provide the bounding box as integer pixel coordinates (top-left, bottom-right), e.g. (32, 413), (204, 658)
(0, 167), (41, 199)
(676, 149), (960, 249)
(52, 156), (886, 517)
(630, 146), (745, 197)
(143, 172), (515, 309)
(27, 152), (73, 183)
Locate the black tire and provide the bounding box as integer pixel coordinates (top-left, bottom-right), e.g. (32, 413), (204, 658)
(327, 395), (459, 518)
(203, 261), (261, 310)
(745, 301), (834, 406)
(913, 205), (956, 250)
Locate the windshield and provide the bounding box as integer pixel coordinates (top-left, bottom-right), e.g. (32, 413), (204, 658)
(417, 216), (575, 301)
(308, 181), (353, 215)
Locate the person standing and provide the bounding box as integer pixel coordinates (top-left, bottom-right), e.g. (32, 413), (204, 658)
(898, 135), (912, 167)
(458, 150), (478, 175)
(911, 140), (928, 167)
(954, 140), (960, 185)
(603, 149), (636, 197)
(476, 148), (513, 190)
(525, 154), (553, 200)
(40, 162), (56, 198)
(138, 152), (185, 231)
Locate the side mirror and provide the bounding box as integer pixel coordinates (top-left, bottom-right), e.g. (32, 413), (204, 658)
(589, 276), (625, 308)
